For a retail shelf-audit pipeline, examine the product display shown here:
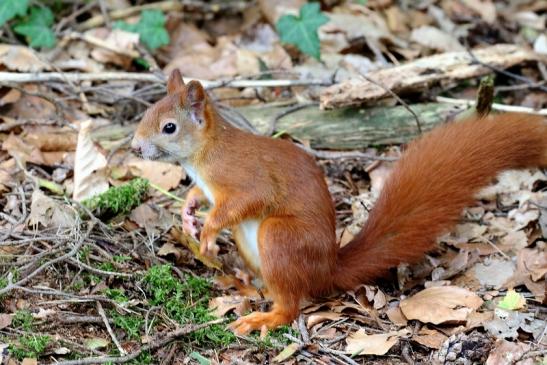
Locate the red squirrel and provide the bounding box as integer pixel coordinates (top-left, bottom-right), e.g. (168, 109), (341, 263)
(132, 69), (547, 335)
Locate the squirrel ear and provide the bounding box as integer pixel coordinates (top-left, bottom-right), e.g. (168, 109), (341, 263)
(167, 69), (184, 95)
(186, 80), (206, 126)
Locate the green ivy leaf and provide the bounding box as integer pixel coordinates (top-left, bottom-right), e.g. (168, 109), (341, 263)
(114, 10), (169, 50)
(498, 289), (526, 310)
(13, 6), (56, 48)
(276, 3), (329, 60)
(0, 0), (28, 27)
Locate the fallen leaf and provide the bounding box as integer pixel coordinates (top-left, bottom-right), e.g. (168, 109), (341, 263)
(506, 247), (547, 302)
(129, 203), (173, 237)
(89, 28), (139, 68)
(385, 304), (407, 326)
(21, 359), (37, 365)
(471, 258), (515, 289)
(400, 286), (483, 324)
(306, 311), (343, 328)
(73, 120), (109, 201)
(497, 290), (526, 311)
(410, 25), (464, 52)
(170, 227), (222, 270)
(412, 327), (447, 349)
(461, 0), (496, 23)
(28, 189), (77, 229)
(346, 329), (409, 356)
(127, 157), (183, 191)
(84, 337), (110, 350)
(209, 295), (251, 317)
(0, 314), (11, 330)
(0, 45), (51, 72)
(273, 343), (300, 363)
(485, 339), (530, 365)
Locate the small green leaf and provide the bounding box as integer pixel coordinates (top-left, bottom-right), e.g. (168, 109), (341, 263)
(276, 3), (329, 60)
(498, 289), (526, 310)
(189, 352), (211, 365)
(114, 10), (169, 50)
(0, 0), (28, 26)
(13, 7), (56, 48)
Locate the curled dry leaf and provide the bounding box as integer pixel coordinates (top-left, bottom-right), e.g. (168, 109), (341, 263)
(28, 189), (77, 229)
(410, 25), (464, 52)
(73, 120), (109, 202)
(346, 328), (410, 356)
(209, 295), (251, 317)
(386, 303), (407, 326)
(127, 156), (183, 191)
(306, 311), (342, 328)
(0, 45), (51, 72)
(412, 327), (448, 349)
(399, 286), (483, 325)
(485, 339), (530, 365)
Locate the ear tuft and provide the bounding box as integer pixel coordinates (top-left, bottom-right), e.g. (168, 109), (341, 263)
(186, 80), (206, 125)
(167, 69), (184, 95)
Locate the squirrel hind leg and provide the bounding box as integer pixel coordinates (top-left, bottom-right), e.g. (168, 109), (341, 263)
(229, 216), (336, 334)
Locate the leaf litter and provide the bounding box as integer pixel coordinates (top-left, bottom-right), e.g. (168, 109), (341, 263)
(0, 0), (546, 364)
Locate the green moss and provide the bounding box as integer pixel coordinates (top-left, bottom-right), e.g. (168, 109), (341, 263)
(10, 335), (50, 360)
(97, 262), (117, 272)
(110, 312), (144, 340)
(12, 310), (34, 331)
(105, 288), (128, 303)
(143, 265), (236, 347)
(82, 178), (149, 219)
(113, 255), (131, 263)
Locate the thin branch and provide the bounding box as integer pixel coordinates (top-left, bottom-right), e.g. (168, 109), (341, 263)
(97, 302), (126, 356)
(435, 96), (547, 115)
(0, 72), (328, 89)
(48, 319), (225, 365)
(357, 73), (423, 134)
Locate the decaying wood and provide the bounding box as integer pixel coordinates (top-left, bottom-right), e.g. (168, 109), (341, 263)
(236, 102), (465, 149)
(320, 44), (539, 109)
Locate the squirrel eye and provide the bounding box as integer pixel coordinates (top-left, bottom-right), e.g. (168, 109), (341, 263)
(162, 122), (176, 134)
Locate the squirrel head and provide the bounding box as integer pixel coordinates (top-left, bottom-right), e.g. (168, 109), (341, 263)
(131, 69), (211, 162)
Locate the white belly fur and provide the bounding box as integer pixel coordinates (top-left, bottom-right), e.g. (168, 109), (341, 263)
(181, 163), (215, 204)
(235, 219), (262, 272)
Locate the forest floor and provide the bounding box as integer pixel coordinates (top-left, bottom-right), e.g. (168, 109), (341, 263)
(0, 0), (546, 364)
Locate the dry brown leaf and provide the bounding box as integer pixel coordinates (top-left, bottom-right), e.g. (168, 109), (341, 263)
(485, 339), (530, 365)
(306, 311), (343, 328)
(0, 88), (21, 106)
(0, 45), (50, 72)
(0, 314), (11, 330)
(213, 275), (261, 299)
(412, 327), (447, 349)
(506, 247), (547, 302)
(461, 0), (497, 23)
(89, 29), (139, 68)
(25, 132), (77, 152)
(273, 343), (300, 363)
(410, 25), (464, 52)
(157, 242), (185, 264)
(129, 203), (173, 237)
(21, 359), (37, 365)
(400, 286), (483, 324)
(385, 304), (408, 326)
(127, 157), (183, 191)
(73, 120), (109, 202)
(209, 295), (251, 317)
(258, 0), (305, 24)
(28, 189), (76, 229)
(6, 84), (56, 120)
(346, 329), (409, 356)
(471, 259), (515, 289)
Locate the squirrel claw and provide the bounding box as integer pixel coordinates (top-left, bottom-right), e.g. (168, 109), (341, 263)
(182, 200), (201, 240)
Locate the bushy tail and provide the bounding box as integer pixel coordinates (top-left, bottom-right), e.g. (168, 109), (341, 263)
(334, 113), (547, 290)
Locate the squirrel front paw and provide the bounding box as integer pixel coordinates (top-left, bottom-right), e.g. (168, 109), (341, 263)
(182, 199), (201, 240)
(199, 231), (220, 258)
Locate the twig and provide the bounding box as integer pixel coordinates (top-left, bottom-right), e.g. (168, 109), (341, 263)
(268, 102), (317, 136)
(0, 222), (95, 296)
(47, 319), (225, 365)
(465, 47), (547, 93)
(97, 302), (126, 356)
(301, 147), (398, 162)
(68, 32), (140, 59)
(0, 72), (327, 89)
(67, 257), (134, 277)
(475, 76), (494, 117)
(357, 73), (423, 134)
(435, 96), (547, 115)
(298, 314), (310, 344)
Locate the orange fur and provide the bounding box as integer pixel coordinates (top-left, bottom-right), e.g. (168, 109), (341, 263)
(133, 70), (547, 334)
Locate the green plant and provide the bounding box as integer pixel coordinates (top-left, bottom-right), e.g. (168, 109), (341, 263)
(113, 255), (131, 263)
(143, 265), (236, 347)
(110, 312), (144, 340)
(14, 6), (56, 48)
(0, 0), (28, 27)
(12, 310), (34, 331)
(10, 334), (50, 360)
(97, 262), (117, 272)
(114, 10), (169, 50)
(276, 3), (329, 60)
(105, 288), (128, 303)
(82, 178), (149, 219)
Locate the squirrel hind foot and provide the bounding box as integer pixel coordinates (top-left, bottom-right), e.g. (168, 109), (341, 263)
(229, 309), (295, 335)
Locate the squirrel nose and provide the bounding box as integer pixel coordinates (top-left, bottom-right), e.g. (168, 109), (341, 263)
(131, 138), (142, 155)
